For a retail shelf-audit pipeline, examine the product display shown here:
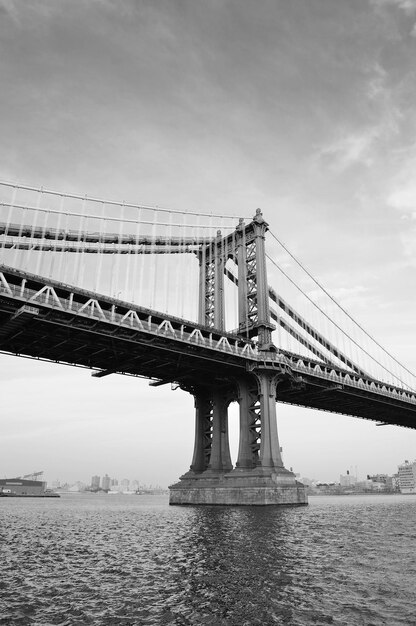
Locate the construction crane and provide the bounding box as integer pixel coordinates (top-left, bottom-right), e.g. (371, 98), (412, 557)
(16, 471), (44, 481)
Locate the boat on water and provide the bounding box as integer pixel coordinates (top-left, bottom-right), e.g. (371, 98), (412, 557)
(0, 477), (60, 498)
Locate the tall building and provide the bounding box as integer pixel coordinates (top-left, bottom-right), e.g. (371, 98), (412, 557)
(121, 478), (130, 491)
(340, 470), (357, 487)
(397, 460), (416, 494)
(101, 474), (111, 491)
(91, 475), (100, 491)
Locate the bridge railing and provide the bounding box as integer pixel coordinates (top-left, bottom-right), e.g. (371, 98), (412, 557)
(0, 269), (258, 361)
(264, 353), (416, 406)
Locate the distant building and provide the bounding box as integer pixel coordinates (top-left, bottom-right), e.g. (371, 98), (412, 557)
(312, 482), (338, 494)
(340, 471), (357, 487)
(390, 474), (400, 492)
(397, 460), (416, 494)
(68, 481), (86, 492)
(91, 475), (100, 491)
(366, 481), (385, 491)
(101, 474), (111, 491)
(0, 478), (46, 496)
(301, 477), (314, 486)
(367, 474), (388, 484)
(121, 478), (130, 491)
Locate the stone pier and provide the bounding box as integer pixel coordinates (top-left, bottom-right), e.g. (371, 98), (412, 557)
(169, 372), (308, 506)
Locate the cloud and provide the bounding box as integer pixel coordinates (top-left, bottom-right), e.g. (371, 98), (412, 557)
(366, 64), (387, 100)
(0, 0), (59, 26)
(388, 182), (416, 212)
(400, 226), (416, 264)
(0, 0), (20, 23)
(318, 129), (379, 170)
(386, 145), (416, 214)
(316, 61), (401, 172)
(370, 0), (416, 33)
(371, 0), (416, 14)
(384, 144), (416, 264)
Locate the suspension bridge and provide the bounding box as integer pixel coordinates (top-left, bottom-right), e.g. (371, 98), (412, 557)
(0, 181), (415, 505)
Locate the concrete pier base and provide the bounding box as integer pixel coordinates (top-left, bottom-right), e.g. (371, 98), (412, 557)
(169, 469), (308, 506)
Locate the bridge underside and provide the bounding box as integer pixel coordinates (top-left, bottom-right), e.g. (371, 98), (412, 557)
(1, 330), (414, 430)
(0, 267), (415, 428)
(277, 376), (416, 428)
(0, 310), (414, 429)
(0, 268), (249, 390)
(0, 304), (244, 390)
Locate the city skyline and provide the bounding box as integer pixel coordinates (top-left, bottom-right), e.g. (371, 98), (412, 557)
(1, 0), (416, 485)
(4, 456), (415, 492)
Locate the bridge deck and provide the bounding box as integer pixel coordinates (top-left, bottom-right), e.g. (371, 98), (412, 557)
(0, 266), (415, 429)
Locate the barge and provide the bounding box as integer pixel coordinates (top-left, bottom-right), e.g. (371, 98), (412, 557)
(0, 477), (60, 497)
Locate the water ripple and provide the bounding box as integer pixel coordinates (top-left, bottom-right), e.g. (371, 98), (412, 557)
(1, 494), (415, 625)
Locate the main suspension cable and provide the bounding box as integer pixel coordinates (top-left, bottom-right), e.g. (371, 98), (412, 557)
(0, 180), (250, 220)
(266, 251), (415, 391)
(268, 229), (416, 383)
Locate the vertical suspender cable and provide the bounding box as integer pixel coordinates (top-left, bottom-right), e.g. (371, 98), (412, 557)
(50, 195), (64, 280)
(114, 202), (125, 299)
(164, 208), (173, 315)
(150, 208), (158, 310)
(4, 185), (17, 262)
(175, 211), (181, 317)
(109, 215), (116, 299)
(72, 197), (82, 287)
(95, 202), (105, 296)
(58, 205), (69, 284)
(131, 207), (141, 305)
(226, 222), (230, 332)
(78, 197), (88, 289)
(124, 209), (132, 302)
(191, 212), (199, 323)
(312, 278), (321, 360)
(138, 209), (146, 307)
(180, 211), (187, 320)
(37, 206), (49, 277)
(176, 214), (181, 318)
(276, 269), (282, 353)
(35, 189), (45, 275)
(27, 187), (42, 275)
(352, 313), (362, 378)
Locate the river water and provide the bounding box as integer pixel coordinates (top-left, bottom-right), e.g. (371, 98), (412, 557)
(0, 493), (415, 626)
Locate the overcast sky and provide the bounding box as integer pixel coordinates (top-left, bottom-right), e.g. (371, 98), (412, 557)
(1, 0), (416, 487)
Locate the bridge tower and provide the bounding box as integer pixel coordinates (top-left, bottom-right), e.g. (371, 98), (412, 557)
(169, 210), (307, 505)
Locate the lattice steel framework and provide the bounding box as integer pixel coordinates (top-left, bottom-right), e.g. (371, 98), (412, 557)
(198, 209), (274, 350)
(202, 397), (214, 470)
(243, 238), (258, 333)
(246, 380), (261, 466)
(198, 230), (225, 331)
